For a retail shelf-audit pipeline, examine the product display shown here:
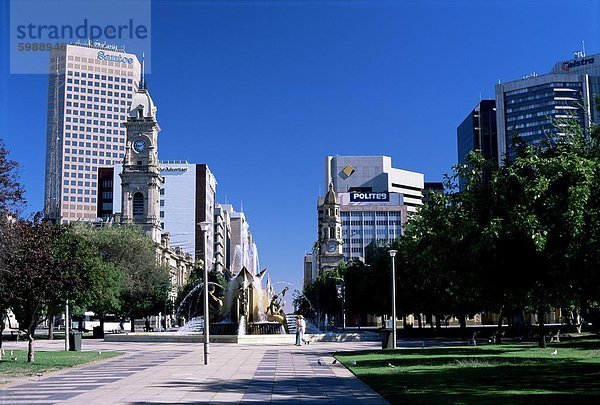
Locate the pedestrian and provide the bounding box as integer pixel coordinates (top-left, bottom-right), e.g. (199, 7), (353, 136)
(144, 318), (151, 332)
(296, 315), (307, 346)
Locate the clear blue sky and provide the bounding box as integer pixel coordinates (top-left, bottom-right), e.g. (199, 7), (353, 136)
(1, 0), (599, 298)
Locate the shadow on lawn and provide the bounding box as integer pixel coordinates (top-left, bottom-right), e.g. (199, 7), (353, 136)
(356, 360), (600, 404)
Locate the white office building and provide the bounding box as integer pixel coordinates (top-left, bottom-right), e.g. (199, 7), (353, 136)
(317, 156), (421, 263)
(112, 161), (217, 264)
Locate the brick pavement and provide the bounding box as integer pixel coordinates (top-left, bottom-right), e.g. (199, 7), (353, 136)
(0, 339), (388, 404)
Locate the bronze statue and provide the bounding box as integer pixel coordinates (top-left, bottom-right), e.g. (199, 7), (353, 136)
(266, 286), (289, 333)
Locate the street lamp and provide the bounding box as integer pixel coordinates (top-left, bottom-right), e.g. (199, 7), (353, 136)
(388, 249), (398, 349)
(199, 221), (211, 365)
(332, 277), (346, 330)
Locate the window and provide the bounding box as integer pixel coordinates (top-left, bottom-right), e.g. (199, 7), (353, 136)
(133, 192), (144, 218)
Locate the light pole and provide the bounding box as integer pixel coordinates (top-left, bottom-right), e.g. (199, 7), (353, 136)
(388, 249), (398, 349)
(199, 221), (211, 365)
(332, 277), (346, 330)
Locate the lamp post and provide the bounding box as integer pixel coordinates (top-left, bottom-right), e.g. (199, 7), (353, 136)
(332, 277), (346, 330)
(199, 221), (211, 365)
(388, 249), (398, 349)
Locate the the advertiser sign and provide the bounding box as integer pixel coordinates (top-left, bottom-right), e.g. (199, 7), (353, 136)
(350, 191), (389, 202)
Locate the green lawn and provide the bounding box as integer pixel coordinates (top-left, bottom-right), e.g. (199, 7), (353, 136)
(0, 350), (121, 384)
(335, 337), (600, 404)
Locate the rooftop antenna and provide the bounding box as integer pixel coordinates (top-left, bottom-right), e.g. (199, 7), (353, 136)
(479, 91), (482, 101)
(141, 52), (145, 89)
(582, 40), (586, 57)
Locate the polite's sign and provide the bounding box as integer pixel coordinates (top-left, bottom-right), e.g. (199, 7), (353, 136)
(350, 192), (389, 202)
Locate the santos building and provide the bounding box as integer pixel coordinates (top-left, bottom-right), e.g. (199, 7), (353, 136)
(44, 42), (141, 223)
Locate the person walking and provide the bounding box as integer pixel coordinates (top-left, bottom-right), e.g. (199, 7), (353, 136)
(296, 315), (307, 346)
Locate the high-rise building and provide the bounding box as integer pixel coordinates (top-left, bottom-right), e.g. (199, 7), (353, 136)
(313, 156), (419, 267)
(44, 42), (141, 223)
(112, 161), (217, 264)
(325, 156), (423, 213)
(225, 205), (259, 274)
(495, 53), (600, 162)
(457, 100), (498, 166)
(214, 203), (232, 274)
(457, 100), (498, 188)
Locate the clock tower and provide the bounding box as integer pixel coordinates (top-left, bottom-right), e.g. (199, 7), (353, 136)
(318, 182), (344, 272)
(120, 82), (162, 243)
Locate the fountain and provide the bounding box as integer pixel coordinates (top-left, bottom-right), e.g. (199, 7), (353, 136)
(105, 267), (299, 344)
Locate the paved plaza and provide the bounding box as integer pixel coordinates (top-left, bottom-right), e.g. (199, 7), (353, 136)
(0, 339), (388, 404)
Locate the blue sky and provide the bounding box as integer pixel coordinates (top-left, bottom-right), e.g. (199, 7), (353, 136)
(1, 0), (599, 298)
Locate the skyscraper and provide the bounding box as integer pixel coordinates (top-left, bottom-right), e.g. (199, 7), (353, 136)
(314, 156), (420, 265)
(457, 100), (498, 188)
(44, 42), (141, 223)
(457, 100), (498, 166)
(495, 53), (600, 162)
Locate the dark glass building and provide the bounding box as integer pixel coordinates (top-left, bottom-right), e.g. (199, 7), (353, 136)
(457, 100), (498, 188)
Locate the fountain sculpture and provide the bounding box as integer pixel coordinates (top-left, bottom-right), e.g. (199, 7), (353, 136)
(179, 267), (290, 337)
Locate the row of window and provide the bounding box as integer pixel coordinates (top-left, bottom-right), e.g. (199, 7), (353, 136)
(67, 77), (132, 90)
(65, 125), (126, 135)
(65, 133), (124, 141)
(63, 196), (97, 203)
(63, 187), (95, 195)
(65, 109), (126, 121)
(343, 220), (402, 226)
(66, 85), (131, 100)
(65, 101), (127, 113)
(64, 180), (95, 187)
(66, 93), (129, 105)
(67, 64), (135, 79)
(340, 211), (401, 217)
(65, 142), (124, 150)
(64, 155), (117, 165)
(64, 149), (123, 158)
(505, 82), (581, 96)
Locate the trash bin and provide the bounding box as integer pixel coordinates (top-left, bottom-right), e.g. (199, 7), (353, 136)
(381, 329), (394, 349)
(69, 331), (82, 351)
(92, 325), (104, 339)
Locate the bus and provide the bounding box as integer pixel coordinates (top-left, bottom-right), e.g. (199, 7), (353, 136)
(70, 312), (124, 332)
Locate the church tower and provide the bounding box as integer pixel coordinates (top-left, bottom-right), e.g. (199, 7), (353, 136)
(120, 81), (162, 243)
(317, 183), (344, 272)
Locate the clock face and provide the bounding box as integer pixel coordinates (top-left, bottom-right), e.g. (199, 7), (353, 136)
(327, 241), (337, 252)
(133, 139), (147, 153)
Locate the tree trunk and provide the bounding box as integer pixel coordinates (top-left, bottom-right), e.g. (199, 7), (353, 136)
(538, 308), (546, 348)
(435, 314), (441, 334)
(0, 317), (5, 361)
(130, 318), (135, 332)
(496, 307), (504, 344)
(458, 313), (467, 337)
(100, 317), (105, 336)
(27, 332), (35, 362)
(417, 313), (422, 329)
(48, 315), (54, 340)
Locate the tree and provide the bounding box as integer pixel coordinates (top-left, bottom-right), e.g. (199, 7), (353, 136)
(77, 225), (170, 331)
(2, 217), (94, 362)
(0, 137), (25, 360)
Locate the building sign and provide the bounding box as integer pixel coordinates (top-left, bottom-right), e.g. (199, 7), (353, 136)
(350, 191), (389, 202)
(97, 50), (134, 64)
(160, 166), (188, 173)
(561, 57), (595, 72)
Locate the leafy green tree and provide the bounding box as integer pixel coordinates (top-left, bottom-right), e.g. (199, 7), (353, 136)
(3, 218), (94, 362)
(77, 225), (170, 331)
(0, 138), (25, 360)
